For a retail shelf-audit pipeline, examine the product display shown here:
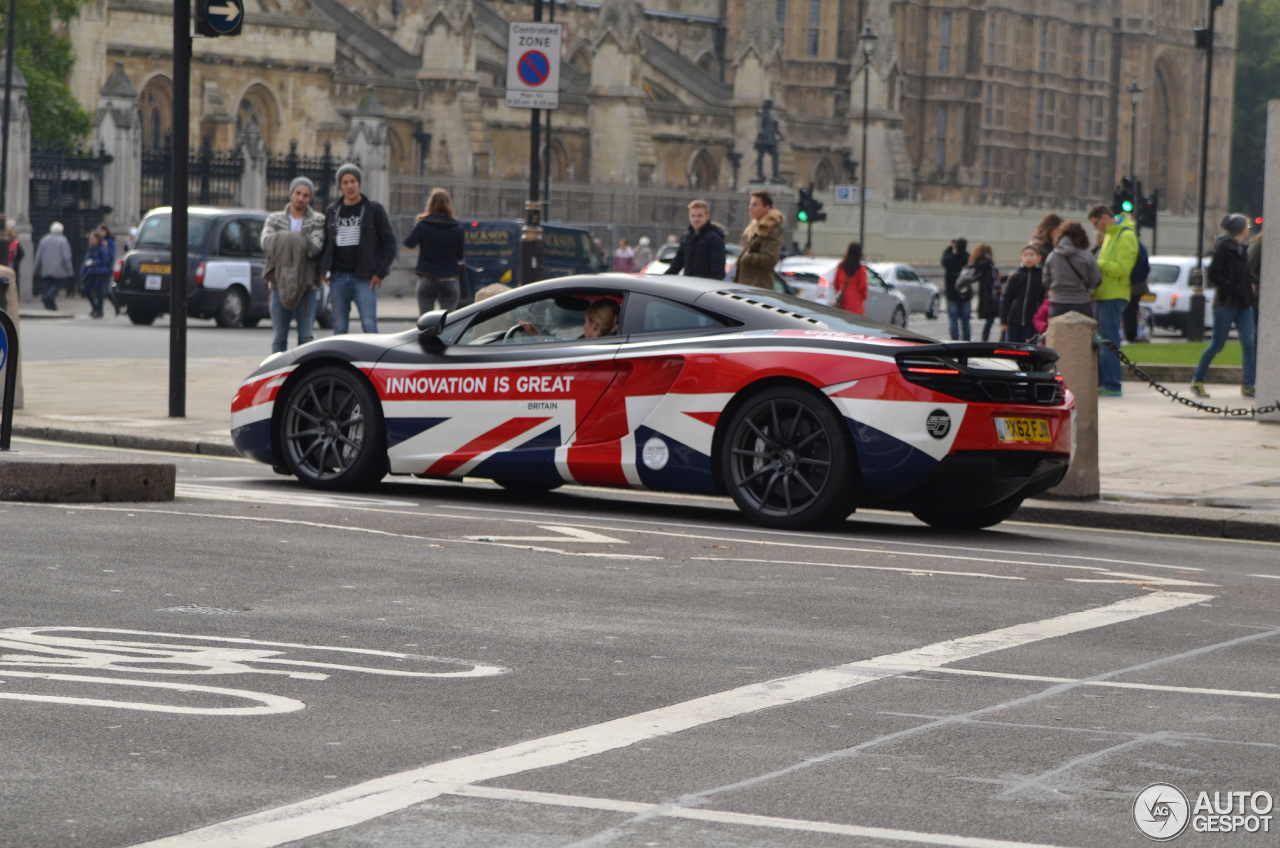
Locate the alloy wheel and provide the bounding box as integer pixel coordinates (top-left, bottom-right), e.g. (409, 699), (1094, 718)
(727, 397), (835, 519)
(284, 374), (367, 482)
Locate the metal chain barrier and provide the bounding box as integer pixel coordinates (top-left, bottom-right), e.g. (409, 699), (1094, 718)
(1096, 337), (1280, 417)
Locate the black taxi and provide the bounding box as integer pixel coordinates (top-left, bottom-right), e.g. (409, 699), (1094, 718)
(113, 207), (270, 327)
(459, 221), (608, 305)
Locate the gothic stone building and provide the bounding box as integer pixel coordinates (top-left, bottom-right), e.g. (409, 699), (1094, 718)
(67, 0), (1235, 220)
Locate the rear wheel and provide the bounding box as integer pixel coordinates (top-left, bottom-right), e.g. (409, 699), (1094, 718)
(912, 496), (1024, 531)
(215, 288), (248, 328)
(720, 384), (861, 530)
(128, 307), (158, 325)
(278, 365), (387, 491)
(891, 305), (908, 328)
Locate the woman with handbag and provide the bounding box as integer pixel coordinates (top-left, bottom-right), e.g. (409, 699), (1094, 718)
(833, 241), (867, 315)
(1042, 222), (1100, 321)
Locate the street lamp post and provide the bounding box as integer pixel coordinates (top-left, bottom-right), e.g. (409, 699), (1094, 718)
(857, 25), (877, 249)
(1128, 77), (1143, 238)
(1188, 0), (1223, 342)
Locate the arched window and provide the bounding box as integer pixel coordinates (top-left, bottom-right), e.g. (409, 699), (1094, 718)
(569, 48), (592, 75)
(688, 149), (717, 190)
(236, 84), (280, 151)
(547, 139), (571, 181)
(139, 77), (172, 151)
(812, 158), (836, 191)
(695, 52), (718, 77)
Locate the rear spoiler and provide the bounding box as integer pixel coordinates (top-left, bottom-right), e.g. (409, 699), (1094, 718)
(894, 342), (1058, 373)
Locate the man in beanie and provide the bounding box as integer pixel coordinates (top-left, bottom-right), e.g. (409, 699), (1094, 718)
(262, 176), (326, 352)
(1191, 213), (1259, 398)
(318, 162), (397, 335)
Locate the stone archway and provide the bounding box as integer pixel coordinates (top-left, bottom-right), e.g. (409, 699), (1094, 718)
(1147, 55), (1185, 213)
(138, 75), (172, 150)
(811, 157), (836, 191)
(235, 83), (281, 152)
(688, 148), (718, 190)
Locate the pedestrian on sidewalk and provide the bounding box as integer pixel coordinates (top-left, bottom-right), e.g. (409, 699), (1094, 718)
(1191, 214), (1258, 399)
(734, 189), (784, 290)
(941, 238), (970, 341)
(1030, 214), (1063, 264)
(1088, 205), (1137, 396)
(34, 222), (74, 310)
(972, 244), (1002, 341)
(404, 188), (465, 316)
(665, 200), (726, 281)
(833, 241), (867, 315)
(80, 230), (112, 318)
(96, 224), (121, 315)
(613, 238), (636, 272)
(318, 163), (397, 336)
(1000, 244), (1044, 344)
(1043, 221), (1100, 322)
(262, 176), (326, 354)
(633, 236), (653, 271)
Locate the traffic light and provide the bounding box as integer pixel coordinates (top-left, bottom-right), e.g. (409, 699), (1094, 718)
(1137, 190), (1158, 229)
(796, 183), (826, 225)
(1112, 177), (1135, 217)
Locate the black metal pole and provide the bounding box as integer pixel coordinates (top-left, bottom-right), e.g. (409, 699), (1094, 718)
(1130, 98), (1139, 240)
(1189, 0), (1219, 342)
(0, 0), (17, 217)
(170, 0), (190, 417)
(518, 0), (545, 286)
(0, 305), (16, 451)
(543, 0), (553, 217)
(859, 55), (870, 247)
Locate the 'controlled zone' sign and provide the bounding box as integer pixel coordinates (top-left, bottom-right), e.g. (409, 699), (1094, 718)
(506, 22), (562, 110)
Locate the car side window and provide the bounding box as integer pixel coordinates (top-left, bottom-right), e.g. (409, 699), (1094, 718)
(866, 268), (888, 290)
(244, 220), (266, 258)
(621, 293), (731, 335)
(457, 291), (625, 346)
(218, 221), (247, 257)
(900, 268), (920, 282)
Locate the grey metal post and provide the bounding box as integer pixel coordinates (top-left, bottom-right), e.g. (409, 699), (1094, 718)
(857, 25), (877, 249)
(1189, 0), (1223, 342)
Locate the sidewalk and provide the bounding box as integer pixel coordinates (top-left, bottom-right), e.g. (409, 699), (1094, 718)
(10, 344), (1280, 538)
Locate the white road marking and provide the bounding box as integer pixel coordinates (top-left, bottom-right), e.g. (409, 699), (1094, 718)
(176, 483), (417, 508)
(449, 785), (1079, 848)
(930, 667), (1280, 700)
(0, 628), (507, 715)
(125, 591), (1209, 848)
(1250, 573), (1280, 580)
(466, 525), (628, 544)
(693, 556), (1024, 581)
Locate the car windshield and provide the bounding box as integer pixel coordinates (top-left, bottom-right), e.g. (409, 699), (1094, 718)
(134, 214), (212, 249)
(656, 245), (679, 261)
(709, 290), (933, 341)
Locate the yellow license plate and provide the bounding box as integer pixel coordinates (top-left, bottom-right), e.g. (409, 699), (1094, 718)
(1140, 294), (1156, 302)
(139, 263), (171, 274)
(994, 417), (1051, 443)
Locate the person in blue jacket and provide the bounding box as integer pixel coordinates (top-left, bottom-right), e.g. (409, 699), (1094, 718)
(80, 230), (113, 318)
(404, 188), (466, 314)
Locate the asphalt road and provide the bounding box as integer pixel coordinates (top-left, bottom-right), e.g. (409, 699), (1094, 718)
(3, 439), (1279, 847)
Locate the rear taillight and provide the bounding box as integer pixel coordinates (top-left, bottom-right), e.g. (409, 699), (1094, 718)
(112, 259), (123, 282)
(1171, 292), (1179, 307)
(194, 262), (205, 286)
(817, 275), (831, 304)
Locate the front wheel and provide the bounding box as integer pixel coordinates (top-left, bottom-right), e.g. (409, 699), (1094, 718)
(912, 496), (1024, 531)
(278, 365), (387, 491)
(925, 294), (940, 320)
(128, 307), (158, 325)
(890, 305), (908, 328)
(720, 384), (861, 530)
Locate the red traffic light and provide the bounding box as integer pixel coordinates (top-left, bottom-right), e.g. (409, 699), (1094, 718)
(1256, 217), (1263, 225)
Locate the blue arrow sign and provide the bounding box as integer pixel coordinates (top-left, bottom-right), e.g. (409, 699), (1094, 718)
(203, 0), (242, 34)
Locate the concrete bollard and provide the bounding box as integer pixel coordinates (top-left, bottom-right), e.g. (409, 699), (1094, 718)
(1045, 311), (1099, 498)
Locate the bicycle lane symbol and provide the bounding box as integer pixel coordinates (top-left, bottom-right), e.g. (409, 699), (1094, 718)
(0, 627), (509, 715)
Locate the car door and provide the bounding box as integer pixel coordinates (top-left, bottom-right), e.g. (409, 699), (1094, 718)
(243, 218), (269, 317)
(204, 219), (252, 304)
(373, 288), (626, 485)
(895, 266), (925, 311)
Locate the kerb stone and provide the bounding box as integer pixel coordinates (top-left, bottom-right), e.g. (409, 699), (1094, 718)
(0, 455), (175, 502)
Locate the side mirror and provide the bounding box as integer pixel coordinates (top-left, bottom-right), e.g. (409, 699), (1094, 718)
(417, 309), (448, 348)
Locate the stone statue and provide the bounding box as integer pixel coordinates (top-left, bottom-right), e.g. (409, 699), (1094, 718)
(753, 99), (786, 184)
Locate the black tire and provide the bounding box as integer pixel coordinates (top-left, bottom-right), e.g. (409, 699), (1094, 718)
(244, 317), (262, 328)
(278, 365), (387, 491)
(891, 305), (908, 328)
(720, 384), (861, 530)
(925, 294), (940, 320)
(128, 308), (158, 326)
(913, 496), (1024, 531)
(494, 478), (564, 493)
(214, 288), (248, 328)
(316, 301), (334, 330)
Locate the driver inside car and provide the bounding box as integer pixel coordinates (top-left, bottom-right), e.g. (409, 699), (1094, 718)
(520, 299), (619, 341)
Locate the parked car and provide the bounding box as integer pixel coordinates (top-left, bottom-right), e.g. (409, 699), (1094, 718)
(113, 207), (270, 327)
(776, 256), (910, 328)
(642, 242), (742, 279)
(868, 262), (941, 318)
(232, 274), (1071, 531)
(457, 221), (609, 306)
(1146, 256), (1215, 333)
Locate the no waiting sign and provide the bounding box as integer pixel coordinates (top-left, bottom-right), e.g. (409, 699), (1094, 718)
(506, 22), (562, 110)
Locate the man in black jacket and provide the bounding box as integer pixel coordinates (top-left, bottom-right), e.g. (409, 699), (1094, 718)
(1192, 214), (1258, 398)
(318, 163), (398, 335)
(940, 238), (970, 341)
(665, 200), (726, 280)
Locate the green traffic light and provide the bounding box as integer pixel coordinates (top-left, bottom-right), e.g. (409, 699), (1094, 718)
(798, 211), (809, 222)
(1121, 200), (1133, 212)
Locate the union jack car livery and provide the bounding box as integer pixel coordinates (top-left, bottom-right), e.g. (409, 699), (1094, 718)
(231, 275), (1073, 530)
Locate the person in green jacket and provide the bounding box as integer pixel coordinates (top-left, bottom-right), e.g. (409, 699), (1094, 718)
(1088, 204), (1137, 395)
